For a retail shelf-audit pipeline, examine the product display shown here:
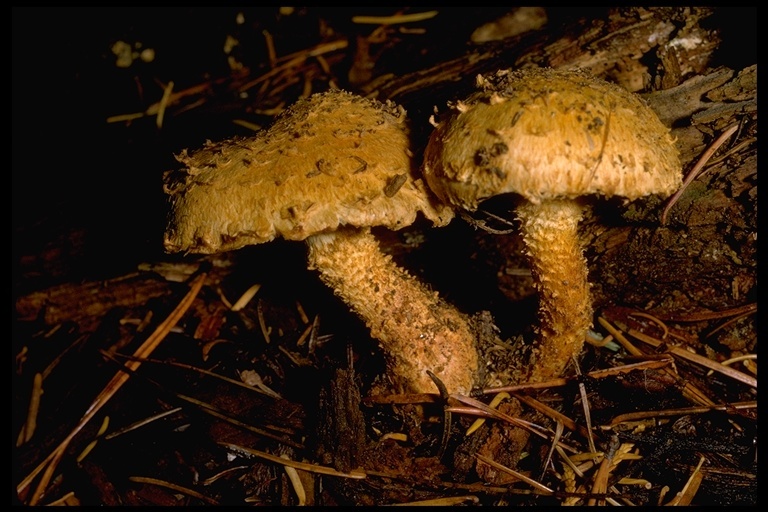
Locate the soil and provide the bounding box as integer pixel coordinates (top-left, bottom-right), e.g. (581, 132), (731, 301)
(13, 7), (756, 506)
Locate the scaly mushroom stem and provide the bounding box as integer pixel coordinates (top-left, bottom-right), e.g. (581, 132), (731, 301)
(516, 199), (593, 383)
(306, 228), (479, 395)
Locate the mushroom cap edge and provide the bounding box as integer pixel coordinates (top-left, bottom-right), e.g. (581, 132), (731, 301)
(423, 67), (682, 210)
(163, 90), (454, 254)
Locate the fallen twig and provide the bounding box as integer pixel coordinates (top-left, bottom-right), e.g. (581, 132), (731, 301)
(220, 443), (366, 479)
(128, 476), (219, 505)
(605, 400), (756, 428)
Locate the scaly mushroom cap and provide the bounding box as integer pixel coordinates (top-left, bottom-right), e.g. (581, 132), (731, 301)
(423, 67), (681, 209)
(164, 90), (453, 254)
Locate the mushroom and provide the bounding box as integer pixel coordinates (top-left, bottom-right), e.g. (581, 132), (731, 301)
(163, 90), (480, 395)
(422, 68), (681, 382)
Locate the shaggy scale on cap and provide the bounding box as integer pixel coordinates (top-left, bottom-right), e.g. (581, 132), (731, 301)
(164, 90), (452, 254)
(424, 67), (680, 210)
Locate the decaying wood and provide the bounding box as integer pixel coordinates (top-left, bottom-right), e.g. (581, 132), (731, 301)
(362, 7), (719, 106)
(316, 356), (367, 474)
(15, 273), (174, 333)
(15, 257), (234, 333)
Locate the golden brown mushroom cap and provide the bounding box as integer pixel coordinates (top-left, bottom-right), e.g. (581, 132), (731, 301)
(163, 90), (453, 254)
(423, 67), (681, 210)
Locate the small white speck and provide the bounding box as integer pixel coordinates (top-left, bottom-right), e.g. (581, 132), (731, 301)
(668, 36), (703, 51)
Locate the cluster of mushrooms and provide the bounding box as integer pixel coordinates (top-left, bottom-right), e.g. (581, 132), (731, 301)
(163, 67), (681, 395)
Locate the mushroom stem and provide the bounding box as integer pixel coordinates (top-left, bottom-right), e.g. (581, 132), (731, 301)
(305, 228), (479, 395)
(515, 199), (592, 383)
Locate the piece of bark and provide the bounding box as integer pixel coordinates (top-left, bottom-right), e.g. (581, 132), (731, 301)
(643, 67), (735, 127)
(15, 257), (233, 332)
(316, 357), (367, 474)
(15, 272), (174, 333)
